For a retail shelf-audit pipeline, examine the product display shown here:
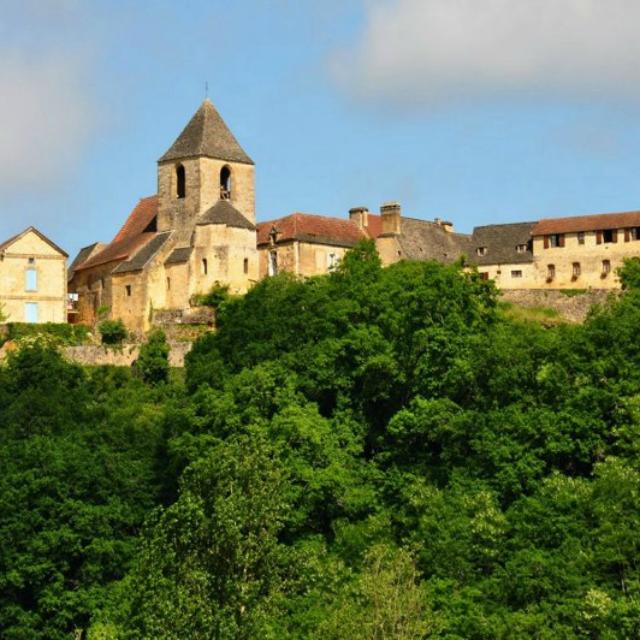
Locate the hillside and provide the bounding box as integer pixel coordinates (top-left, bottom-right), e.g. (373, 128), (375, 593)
(2, 241), (640, 639)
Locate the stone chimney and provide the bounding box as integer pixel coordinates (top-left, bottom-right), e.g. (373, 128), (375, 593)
(381, 201), (401, 235)
(434, 217), (454, 233)
(349, 206), (369, 230)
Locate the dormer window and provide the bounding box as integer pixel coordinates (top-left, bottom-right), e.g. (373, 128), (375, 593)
(176, 164), (186, 199)
(220, 165), (232, 200)
(476, 246), (487, 256)
(515, 244), (528, 253)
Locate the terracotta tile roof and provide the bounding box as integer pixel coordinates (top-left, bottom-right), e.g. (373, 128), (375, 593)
(365, 213), (383, 238)
(532, 210), (640, 236)
(257, 213), (367, 247)
(75, 196), (159, 271)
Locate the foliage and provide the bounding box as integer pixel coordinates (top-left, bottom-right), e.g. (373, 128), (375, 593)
(99, 319), (128, 345)
(618, 256), (640, 290)
(4, 243), (640, 638)
(135, 329), (170, 385)
(6, 321), (91, 346)
(192, 283), (235, 312)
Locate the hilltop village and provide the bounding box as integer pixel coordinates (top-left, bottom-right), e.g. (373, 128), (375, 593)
(2, 99), (640, 331)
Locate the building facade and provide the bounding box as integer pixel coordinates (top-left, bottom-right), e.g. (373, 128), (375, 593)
(0, 227), (67, 324)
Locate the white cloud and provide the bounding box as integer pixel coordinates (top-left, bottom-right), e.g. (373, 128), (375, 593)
(332, 0), (640, 108)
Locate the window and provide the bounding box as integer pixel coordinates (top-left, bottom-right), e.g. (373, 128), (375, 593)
(176, 164), (186, 199)
(166, 277), (171, 291)
(476, 246), (487, 256)
(28, 257), (35, 265)
(220, 165), (232, 200)
(125, 285), (132, 297)
(602, 259), (611, 277)
(547, 264), (555, 282)
(545, 233), (565, 248)
(243, 257), (249, 274)
(479, 272), (489, 280)
(25, 269), (37, 292)
(202, 258), (208, 276)
(268, 251), (278, 277)
(327, 253), (339, 271)
(625, 227), (640, 241)
(24, 302), (38, 323)
(578, 231), (585, 245)
(598, 229), (617, 244)
(511, 270), (523, 278)
(515, 244), (528, 254)
(572, 262), (581, 280)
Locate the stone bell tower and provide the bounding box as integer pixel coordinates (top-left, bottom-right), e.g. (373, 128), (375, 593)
(156, 99), (255, 240)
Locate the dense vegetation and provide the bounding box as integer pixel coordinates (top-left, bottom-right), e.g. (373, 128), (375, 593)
(2, 241), (640, 638)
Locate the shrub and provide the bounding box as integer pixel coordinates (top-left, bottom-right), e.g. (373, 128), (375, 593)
(6, 322), (91, 346)
(98, 319), (128, 345)
(136, 329), (170, 384)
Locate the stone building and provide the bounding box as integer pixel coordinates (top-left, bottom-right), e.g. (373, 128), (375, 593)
(68, 98), (640, 334)
(0, 227), (67, 323)
(69, 99), (258, 333)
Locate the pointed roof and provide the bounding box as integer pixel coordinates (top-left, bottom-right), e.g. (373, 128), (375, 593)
(0, 226), (68, 257)
(197, 200), (255, 230)
(159, 99), (254, 165)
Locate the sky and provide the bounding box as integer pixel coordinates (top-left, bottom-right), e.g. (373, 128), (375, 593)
(5, 0), (640, 260)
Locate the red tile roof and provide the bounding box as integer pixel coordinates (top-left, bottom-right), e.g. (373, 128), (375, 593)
(257, 213), (368, 247)
(532, 210), (640, 236)
(364, 213), (383, 238)
(75, 196), (159, 271)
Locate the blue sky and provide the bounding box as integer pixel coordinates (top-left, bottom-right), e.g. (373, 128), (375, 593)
(4, 0), (640, 260)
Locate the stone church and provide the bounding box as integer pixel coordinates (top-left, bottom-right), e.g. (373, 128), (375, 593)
(69, 100), (259, 333)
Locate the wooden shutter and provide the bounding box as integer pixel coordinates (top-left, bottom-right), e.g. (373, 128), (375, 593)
(597, 230), (602, 245)
(544, 235), (549, 249)
(625, 228), (630, 242)
(559, 234), (565, 247)
(612, 229), (618, 243)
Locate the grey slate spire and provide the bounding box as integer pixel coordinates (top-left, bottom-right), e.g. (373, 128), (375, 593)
(159, 99), (254, 165)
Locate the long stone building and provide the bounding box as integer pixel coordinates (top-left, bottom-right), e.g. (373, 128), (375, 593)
(68, 99), (640, 333)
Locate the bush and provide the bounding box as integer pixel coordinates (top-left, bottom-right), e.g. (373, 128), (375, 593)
(98, 319), (128, 345)
(6, 322), (91, 346)
(136, 329), (170, 384)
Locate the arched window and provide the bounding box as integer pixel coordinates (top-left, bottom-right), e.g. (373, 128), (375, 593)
(176, 164), (186, 199)
(220, 165), (232, 200)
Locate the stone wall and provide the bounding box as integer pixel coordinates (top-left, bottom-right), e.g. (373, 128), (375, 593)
(501, 288), (615, 323)
(63, 341), (193, 368)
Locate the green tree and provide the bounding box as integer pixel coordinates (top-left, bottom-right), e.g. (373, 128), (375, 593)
(136, 329), (170, 385)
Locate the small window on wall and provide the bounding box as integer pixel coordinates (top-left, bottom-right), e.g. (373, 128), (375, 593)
(220, 165), (232, 200)
(598, 229), (616, 244)
(243, 258), (249, 274)
(202, 258), (208, 276)
(511, 270), (523, 278)
(125, 285), (132, 297)
(166, 277), (171, 291)
(602, 260), (611, 277)
(578, 231), (585, 245)
(25, 269), (37, 292)
(28, 257), (35, 265)
(625, 227), (640, 241)
(25, 302), (38, 323)
(327, 253), (339, 271)
(547, 264), (555, 282)
(572, 262), (581, 280)
(268, 251), (278, 277)
(479, 272), (489, 280)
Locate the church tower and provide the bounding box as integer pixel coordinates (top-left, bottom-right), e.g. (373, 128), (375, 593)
(156, 99), (255, 237)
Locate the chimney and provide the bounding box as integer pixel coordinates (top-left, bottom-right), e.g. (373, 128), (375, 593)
(349, 206), (369, 230)
(435, 218), (454, 233)
(381, 201), (401, 235)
